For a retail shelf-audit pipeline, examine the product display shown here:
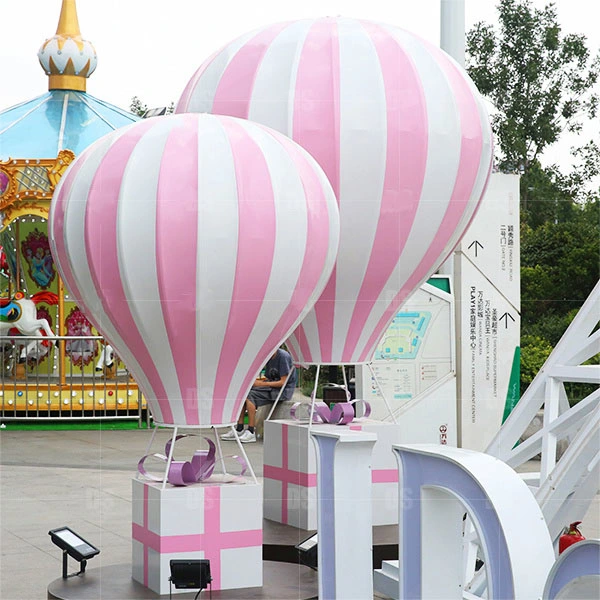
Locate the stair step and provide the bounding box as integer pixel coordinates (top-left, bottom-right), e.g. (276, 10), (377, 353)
(373, 567), (399, 600)
(380, 559), (399, 577)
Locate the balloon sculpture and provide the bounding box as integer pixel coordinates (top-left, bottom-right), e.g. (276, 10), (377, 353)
(177, 17), (493, 365)
(49, 113), (339, 426)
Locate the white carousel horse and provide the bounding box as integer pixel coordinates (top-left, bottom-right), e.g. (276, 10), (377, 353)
(0, 292), (58, 361)
(96, 343), (117, 377)
(95, 343), (115, 370)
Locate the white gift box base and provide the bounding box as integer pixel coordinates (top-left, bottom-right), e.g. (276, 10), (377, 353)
(132, 477), (262, 595)
(263, 418), (401, 530)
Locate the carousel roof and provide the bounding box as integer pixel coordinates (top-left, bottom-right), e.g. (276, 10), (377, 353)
(0, 0), (138, 161)
(0, 91), (138, 160)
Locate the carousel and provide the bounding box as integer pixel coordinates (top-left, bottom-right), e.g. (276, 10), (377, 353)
(0, 0), (143, 419)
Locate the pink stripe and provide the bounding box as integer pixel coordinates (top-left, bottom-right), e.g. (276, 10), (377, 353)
(372, 469), (399, 484)
(204, 486), (221, 588)
(282, 423), (288, 523)
(263, 465), (318, 488)
(212, 23), (290, 119)
(293, 19), (341, 363)
(155, 115), (200, 425)
(357, 51), (484, 363)
(291, 323), (312, 364)
(131, 526), (262, 557)
(143, 485), (149, 587)
(132, 486), (262, 591)
(342, 23), (428, 361)
(229, 130), (334, 411)
(211, 118), (277, 424)
(83, 119), (174, 423)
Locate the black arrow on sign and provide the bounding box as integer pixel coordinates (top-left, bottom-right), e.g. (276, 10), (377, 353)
(468, 240), (484, 257)
(499, 312), (515, 328)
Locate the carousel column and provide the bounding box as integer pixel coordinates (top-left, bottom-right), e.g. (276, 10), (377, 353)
(311, 429), (377, 600)
(57, 275), (66, 387)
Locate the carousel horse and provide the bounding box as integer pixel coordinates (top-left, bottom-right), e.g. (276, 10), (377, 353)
(96, 342), (116, 378)
(0, 291), (58, 362)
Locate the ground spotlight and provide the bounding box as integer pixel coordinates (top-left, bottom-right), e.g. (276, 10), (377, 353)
(48, 526), (100, 578)
(169, 559), (212, 599)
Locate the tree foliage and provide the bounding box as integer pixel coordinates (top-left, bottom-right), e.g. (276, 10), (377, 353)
(467, 1), (600, 395)
(130, 96), (148, 117)
(129, 96), (175, 118)
(467, 0), (599, 175)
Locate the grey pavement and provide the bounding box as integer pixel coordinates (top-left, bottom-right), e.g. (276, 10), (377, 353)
(1, 425), (598, 600)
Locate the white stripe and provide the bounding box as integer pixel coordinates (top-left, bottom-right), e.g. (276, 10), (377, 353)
(295, 308), (321, 362)
(421, 49), (492, 257)
(222, 120), (309, 419)
(333, 19), (388, 360)
(59, 130), (159, 419)
(194, 116), (240, 425)
(116, 117), (186, 425)
(248, 20), (314, 135)
(285, 149), (340, 365)
(79, 94), (120, 130)
(0, 96), (51, 136)
(285, 333), (302, 363)
(185, 30), (259, 114)
(353, 26), (463, 361)
(57, 93), (69, 153)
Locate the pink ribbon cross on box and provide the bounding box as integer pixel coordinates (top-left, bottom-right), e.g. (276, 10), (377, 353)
(263, 423), (317, 524)
(132, 484), (262, 590)
(349, 424), (399, 484)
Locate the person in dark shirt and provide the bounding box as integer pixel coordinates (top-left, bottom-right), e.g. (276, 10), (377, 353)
(221, 347), (297, 443)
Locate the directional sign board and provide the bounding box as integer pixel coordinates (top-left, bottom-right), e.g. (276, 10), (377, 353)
(356, 277), (457, 445)
(454, 174), (521, 451)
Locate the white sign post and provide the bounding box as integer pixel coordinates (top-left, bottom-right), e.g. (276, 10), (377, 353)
(455, 173), (521, 450)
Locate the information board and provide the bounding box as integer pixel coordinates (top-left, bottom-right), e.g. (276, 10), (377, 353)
(356, 277), (457, 444)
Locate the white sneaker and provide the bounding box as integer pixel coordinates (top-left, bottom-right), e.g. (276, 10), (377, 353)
(239, 430), (257, 443)
(220, 429), (240, 441)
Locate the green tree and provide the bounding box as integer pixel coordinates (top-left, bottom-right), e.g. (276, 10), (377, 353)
(130, 97), (175, 118)
(130, 96), (148, 117)
(520, 334), (553, 387)
(467, 0), (599, 186)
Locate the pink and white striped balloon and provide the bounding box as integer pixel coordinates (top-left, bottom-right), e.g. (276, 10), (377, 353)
(49, 113), (339, 425)
(177, 17), (493, 364)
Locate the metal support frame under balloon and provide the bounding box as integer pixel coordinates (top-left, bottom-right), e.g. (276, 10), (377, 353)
(305, 363), (398, 430)
(138, 424), (258, 489)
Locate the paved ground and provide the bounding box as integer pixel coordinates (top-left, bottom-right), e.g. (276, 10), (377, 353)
(0, 425), (598, 600)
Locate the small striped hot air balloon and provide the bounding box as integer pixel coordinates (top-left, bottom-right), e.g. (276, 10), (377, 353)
(49, 113), (339, 426)
(177, 17), (493, 365)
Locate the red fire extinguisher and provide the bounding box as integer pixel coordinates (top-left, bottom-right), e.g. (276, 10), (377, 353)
(559, 521), (586, 554)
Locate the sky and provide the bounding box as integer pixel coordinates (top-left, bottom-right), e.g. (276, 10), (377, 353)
(1, 0), (598, 169)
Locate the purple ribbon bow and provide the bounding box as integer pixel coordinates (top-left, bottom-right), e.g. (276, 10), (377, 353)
(290, 399), (371, 425)
(137, 434), (246, 486)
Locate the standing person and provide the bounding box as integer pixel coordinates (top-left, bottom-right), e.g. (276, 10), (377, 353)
(221, 346), (297, 443)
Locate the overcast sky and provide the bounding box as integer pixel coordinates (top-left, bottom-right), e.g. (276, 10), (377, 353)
(1, 0), (598, 169)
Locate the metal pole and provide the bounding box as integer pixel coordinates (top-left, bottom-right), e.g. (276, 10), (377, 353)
(232, 426), (258, 484)
(440, 0), (466, 67)
(161, 426), (178, 490)
(307, 364), (321, 431)
(213, 426), (228, 475)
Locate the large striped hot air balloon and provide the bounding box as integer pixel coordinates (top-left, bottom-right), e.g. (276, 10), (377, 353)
(177, 17), (493, 364)
(49, 113), (339, 426)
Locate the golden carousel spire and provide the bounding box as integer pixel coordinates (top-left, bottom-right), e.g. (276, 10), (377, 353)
(37, 0), (97, 92)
